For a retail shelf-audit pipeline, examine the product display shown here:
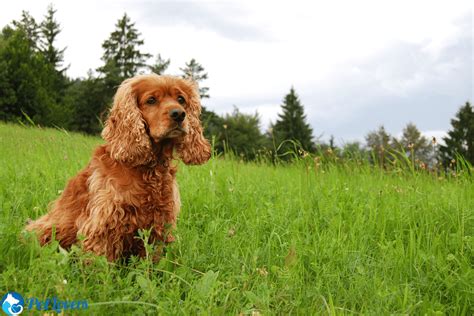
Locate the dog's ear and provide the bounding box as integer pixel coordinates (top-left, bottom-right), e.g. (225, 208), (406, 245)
(176, 79), (211, 165)
(102, 78), (154, 166)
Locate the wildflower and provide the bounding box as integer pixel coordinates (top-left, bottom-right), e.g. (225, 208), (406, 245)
(256, 267), (268, 276)
(223, 124), (228, 129)
(432, 137), (437, 145)
(313, 156), (321, 169)
(408, 143), (414, 150)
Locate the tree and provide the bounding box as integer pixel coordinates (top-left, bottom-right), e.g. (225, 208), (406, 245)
(0, 25), (57, 125)
(98, 13), (151, 90)
(271, 87), (314, 156)
(341, 141), (366, 160)
(439, 102), (474, 165)
(180, 58), (209, 99)
(38, 4), (69, 116)
(12, 11), (40, 50)
(218, 108), (267, 160)
(40, 4), (66, 72)
(149, 53), (170, 75)
(65, 73), (109, 134)
(201, 106), (224, 142)
(365, 125), (393, 167)
(393, 122), (432, 163)
(328, 135), (338, 152)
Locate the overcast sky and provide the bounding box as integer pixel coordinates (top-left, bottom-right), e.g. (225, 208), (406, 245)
(1, 0), (472, 144)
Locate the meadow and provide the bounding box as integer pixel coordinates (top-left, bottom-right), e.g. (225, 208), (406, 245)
(0, 123), (472, 315)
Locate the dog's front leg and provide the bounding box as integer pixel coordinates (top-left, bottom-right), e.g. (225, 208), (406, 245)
(77, 199), (127, 261)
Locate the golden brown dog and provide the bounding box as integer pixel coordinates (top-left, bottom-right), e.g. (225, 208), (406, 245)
(26, 74), (211, 261)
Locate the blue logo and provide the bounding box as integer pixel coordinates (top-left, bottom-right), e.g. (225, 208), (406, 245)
(1, 292), (88, 314)
(1, 292), (24, 316)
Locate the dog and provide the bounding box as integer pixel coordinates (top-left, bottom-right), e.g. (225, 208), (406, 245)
(26, 74), (211, 261)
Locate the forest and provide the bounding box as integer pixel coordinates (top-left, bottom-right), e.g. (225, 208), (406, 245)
(0, 5), (472, 167)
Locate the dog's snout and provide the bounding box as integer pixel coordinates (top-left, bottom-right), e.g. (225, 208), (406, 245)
(169, 108), (186, 122)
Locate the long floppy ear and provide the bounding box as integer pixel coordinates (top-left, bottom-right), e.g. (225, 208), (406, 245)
(101, 78), (154, 166)
(176, 80), (211, 165)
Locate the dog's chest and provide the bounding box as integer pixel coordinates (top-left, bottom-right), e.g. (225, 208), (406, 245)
(122, 168), (176, 223)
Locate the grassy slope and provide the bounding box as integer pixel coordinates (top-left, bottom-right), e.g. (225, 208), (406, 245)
(0, 123), (472, 315)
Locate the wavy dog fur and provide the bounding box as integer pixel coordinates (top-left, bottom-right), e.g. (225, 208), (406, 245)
(26, 74), (211, 261)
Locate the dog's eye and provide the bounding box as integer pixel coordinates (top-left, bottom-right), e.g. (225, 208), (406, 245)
(177, 96), (186, 105)
(146, 96), (157, 105)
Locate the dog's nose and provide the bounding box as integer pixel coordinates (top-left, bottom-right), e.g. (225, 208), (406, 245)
(169, 108), (186, 122)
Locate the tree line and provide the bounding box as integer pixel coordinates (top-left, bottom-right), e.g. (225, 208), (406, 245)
(0, 5), (472, 168)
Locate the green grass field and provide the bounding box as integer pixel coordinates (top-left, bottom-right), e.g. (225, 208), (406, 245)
(0, 123), (472, 315)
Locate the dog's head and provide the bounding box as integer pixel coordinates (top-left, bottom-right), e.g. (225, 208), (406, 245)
(102, 74), (211, 166)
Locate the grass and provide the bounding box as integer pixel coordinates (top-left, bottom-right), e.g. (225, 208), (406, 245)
(0, 122), (472, 315)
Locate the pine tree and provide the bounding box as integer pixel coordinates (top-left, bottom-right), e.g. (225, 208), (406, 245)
(149, 53), (170, 75)
(40, 4), (66, 72)
(180, 58), (209, 99)
(98, 13), (151, 89)
(271, 87), (314, 155)
(393, 122), (432, 163)
(12, 11), (40, 50)
(439, 101), (474, 165)
(38, 3), (69, 117)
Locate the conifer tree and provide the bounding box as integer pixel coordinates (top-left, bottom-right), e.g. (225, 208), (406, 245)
(271, 87), (314, 154)
(40, 4), (66, 72)
(12, 11), (40, 50)
(149, 53), (170, 75)
(439, 101), (474, 165)
(98, 13), (151, 89)
(180, 58), (209, 99)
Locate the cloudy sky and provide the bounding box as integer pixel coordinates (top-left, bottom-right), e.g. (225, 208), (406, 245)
(1, 0), (472, 144)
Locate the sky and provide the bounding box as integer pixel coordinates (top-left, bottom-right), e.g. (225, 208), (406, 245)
(1, 0), (472, 144)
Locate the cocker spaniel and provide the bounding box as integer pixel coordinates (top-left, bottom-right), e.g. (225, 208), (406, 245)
(26, 74), (211, 261)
